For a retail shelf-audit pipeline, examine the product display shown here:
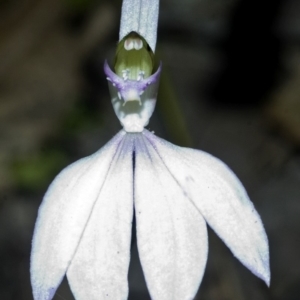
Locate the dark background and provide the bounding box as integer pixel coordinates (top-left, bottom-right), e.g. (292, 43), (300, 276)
(0, 0), (300, 299)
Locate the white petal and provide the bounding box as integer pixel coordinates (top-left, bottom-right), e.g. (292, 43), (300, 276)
(119, 0), (159, 51)
(30, 131), (126, 300)
(143, 130), (270, 286)
(67, 134), (135, 300)
(134, 134), (208, 300)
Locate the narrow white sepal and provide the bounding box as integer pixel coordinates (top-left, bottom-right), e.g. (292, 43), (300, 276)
(119, 0), (159, 52)
(134, 134), (208, 300)
(143, 130), (270, 286)
(67, 134), (134, 300)
(30, 131), (126, 300)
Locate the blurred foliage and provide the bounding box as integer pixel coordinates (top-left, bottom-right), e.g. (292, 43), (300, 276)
(61, 97), (103, 134)
(10, 96), (104, 192)
(11, 150), (68, 192)
(157, 65), (193, 148)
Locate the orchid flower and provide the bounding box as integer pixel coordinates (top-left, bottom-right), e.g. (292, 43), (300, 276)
(30, 0), (270, 299)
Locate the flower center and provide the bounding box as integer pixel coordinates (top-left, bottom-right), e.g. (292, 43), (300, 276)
(114, 32), (154, 82)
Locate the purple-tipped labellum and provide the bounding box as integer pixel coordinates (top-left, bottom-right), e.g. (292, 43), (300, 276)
(104, 60), (161, 132)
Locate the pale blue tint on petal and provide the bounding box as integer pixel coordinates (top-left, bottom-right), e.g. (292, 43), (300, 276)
(30, 131), (126, 300)
(119, 0), (159, 51)
(143, 130), (270, 286)
(67, 134), (135, 300)
(134, 134), (208, 300)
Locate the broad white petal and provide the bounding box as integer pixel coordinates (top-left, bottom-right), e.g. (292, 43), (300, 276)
(67, 134), (135, 300)
(143, 130), (270, 286)
(119, 0), (159, 51)
(30, 131), (126, 300)
(134, 134), (208, 300)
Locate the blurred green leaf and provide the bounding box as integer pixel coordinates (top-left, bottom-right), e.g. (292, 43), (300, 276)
(11, 150), (68, 192)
